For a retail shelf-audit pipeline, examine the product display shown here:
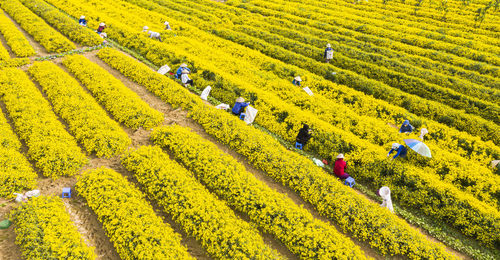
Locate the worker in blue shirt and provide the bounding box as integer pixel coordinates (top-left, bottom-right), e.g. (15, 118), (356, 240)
(232, 97), (250, 116)
(399, 120), (414, 134)
(175, 63), (190, 79)
(79, 15), (87, 26)
(324, 43), (334, 63)
(387, 143), (407, 160)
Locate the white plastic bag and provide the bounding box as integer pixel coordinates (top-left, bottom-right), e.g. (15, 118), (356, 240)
(157, 65), (171, 75)
(312, 158), (324, 167)
(302, 87), (314, 96)
(215, 103), (230, 110)
(200, 86), (211, 101)
(243, 106), (258, 125)
(379, 186), (394, 213)
(326, 50), (334, 59)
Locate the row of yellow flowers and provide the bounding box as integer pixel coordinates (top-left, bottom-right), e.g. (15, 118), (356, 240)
(10, 196), (96, 259)
(97, 45), (499, 245)
(98, 47), (455, 257)
(119, 0), (500, 154)
(261, 0), (500, 55)
(170, 0), (499, 90)
(76, 167), (193, 260)
(225, 0), (500, 78)
(121, 146), (284, 259)
(19, 0), (102, 47)
(346, 0), (500, 33)
(324, 0), (500, 45)
(0, 111), (36, 197)
(151, 125), (368, 259)
(86, 0), (499, 205)
(0, 68), (87, 178)
(0, 10), (35, 57)
(62, 55), (163, 130)
(0, 0), (74, 53)
(0, 32), (9, 60)
(28, 61), (131, 158)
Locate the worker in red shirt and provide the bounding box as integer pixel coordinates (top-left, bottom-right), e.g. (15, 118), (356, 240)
(333, 154), (350, 179)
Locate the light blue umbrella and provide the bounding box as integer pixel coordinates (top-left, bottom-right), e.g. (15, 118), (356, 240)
(404, 139), (432, 158)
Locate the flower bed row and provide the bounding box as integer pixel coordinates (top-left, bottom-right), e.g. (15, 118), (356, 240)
(10, 196), (96, 259)
(151, 125), (367, 259)
(28, 61), (131, 158)
(98, 47), (457, 257)
(0, 10), (35, 57)
(0, 111), (36, 197)
(121, 146), (283, 259)
(0, 0), (74, 53)
(62, 54), (163, 130)
(0, 68), (87, 178)
(76, 167), (193, 260)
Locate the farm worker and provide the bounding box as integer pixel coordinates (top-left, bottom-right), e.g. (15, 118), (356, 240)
(181, 69), (193, 86)
(292, 76), (302, 86)
(399, 120), (414, 134)
(143, 26), (162, 41)
(164, 21), (172, 30)
(232, 97), (250, 116)
(295, 124), (312, 148)
(100, 32), (108, 45)
(334, 154), (350, 179)
(324, 43), (334, 63)
(97, 23), (106, 34)
(78, 15), (87, 26)
(175, 63), (190, 79)
(148, 31), (162, 41)
(387, 143), (407, 160)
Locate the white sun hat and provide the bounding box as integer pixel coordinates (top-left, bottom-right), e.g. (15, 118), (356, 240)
(336, 153), (344, 159)
(326, 43), (331, 47)
(392, 143), (401, 149)
(180, 63), (187, 67)
(99, 22), (105, 26)
(80, 15), (85, 19)
(294, 76), (302, 82)
(236, 97), (245, 102)
(143, 26), (149, 31)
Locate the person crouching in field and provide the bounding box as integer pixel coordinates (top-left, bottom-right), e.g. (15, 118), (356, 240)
(295, 124), (312, 149)
(142, 26), (162, 42)
(334, 154), (350, 180)
(96, 23), (106, 34)
(292, 76), (302, 86)
(176, 63), (190, 79)
(387, 143), (407, 160)
(181, 69), (193, 87)
(399, 120), (414, 134)
(232, 97), (250, 116)
(79, 15), (87, 26)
